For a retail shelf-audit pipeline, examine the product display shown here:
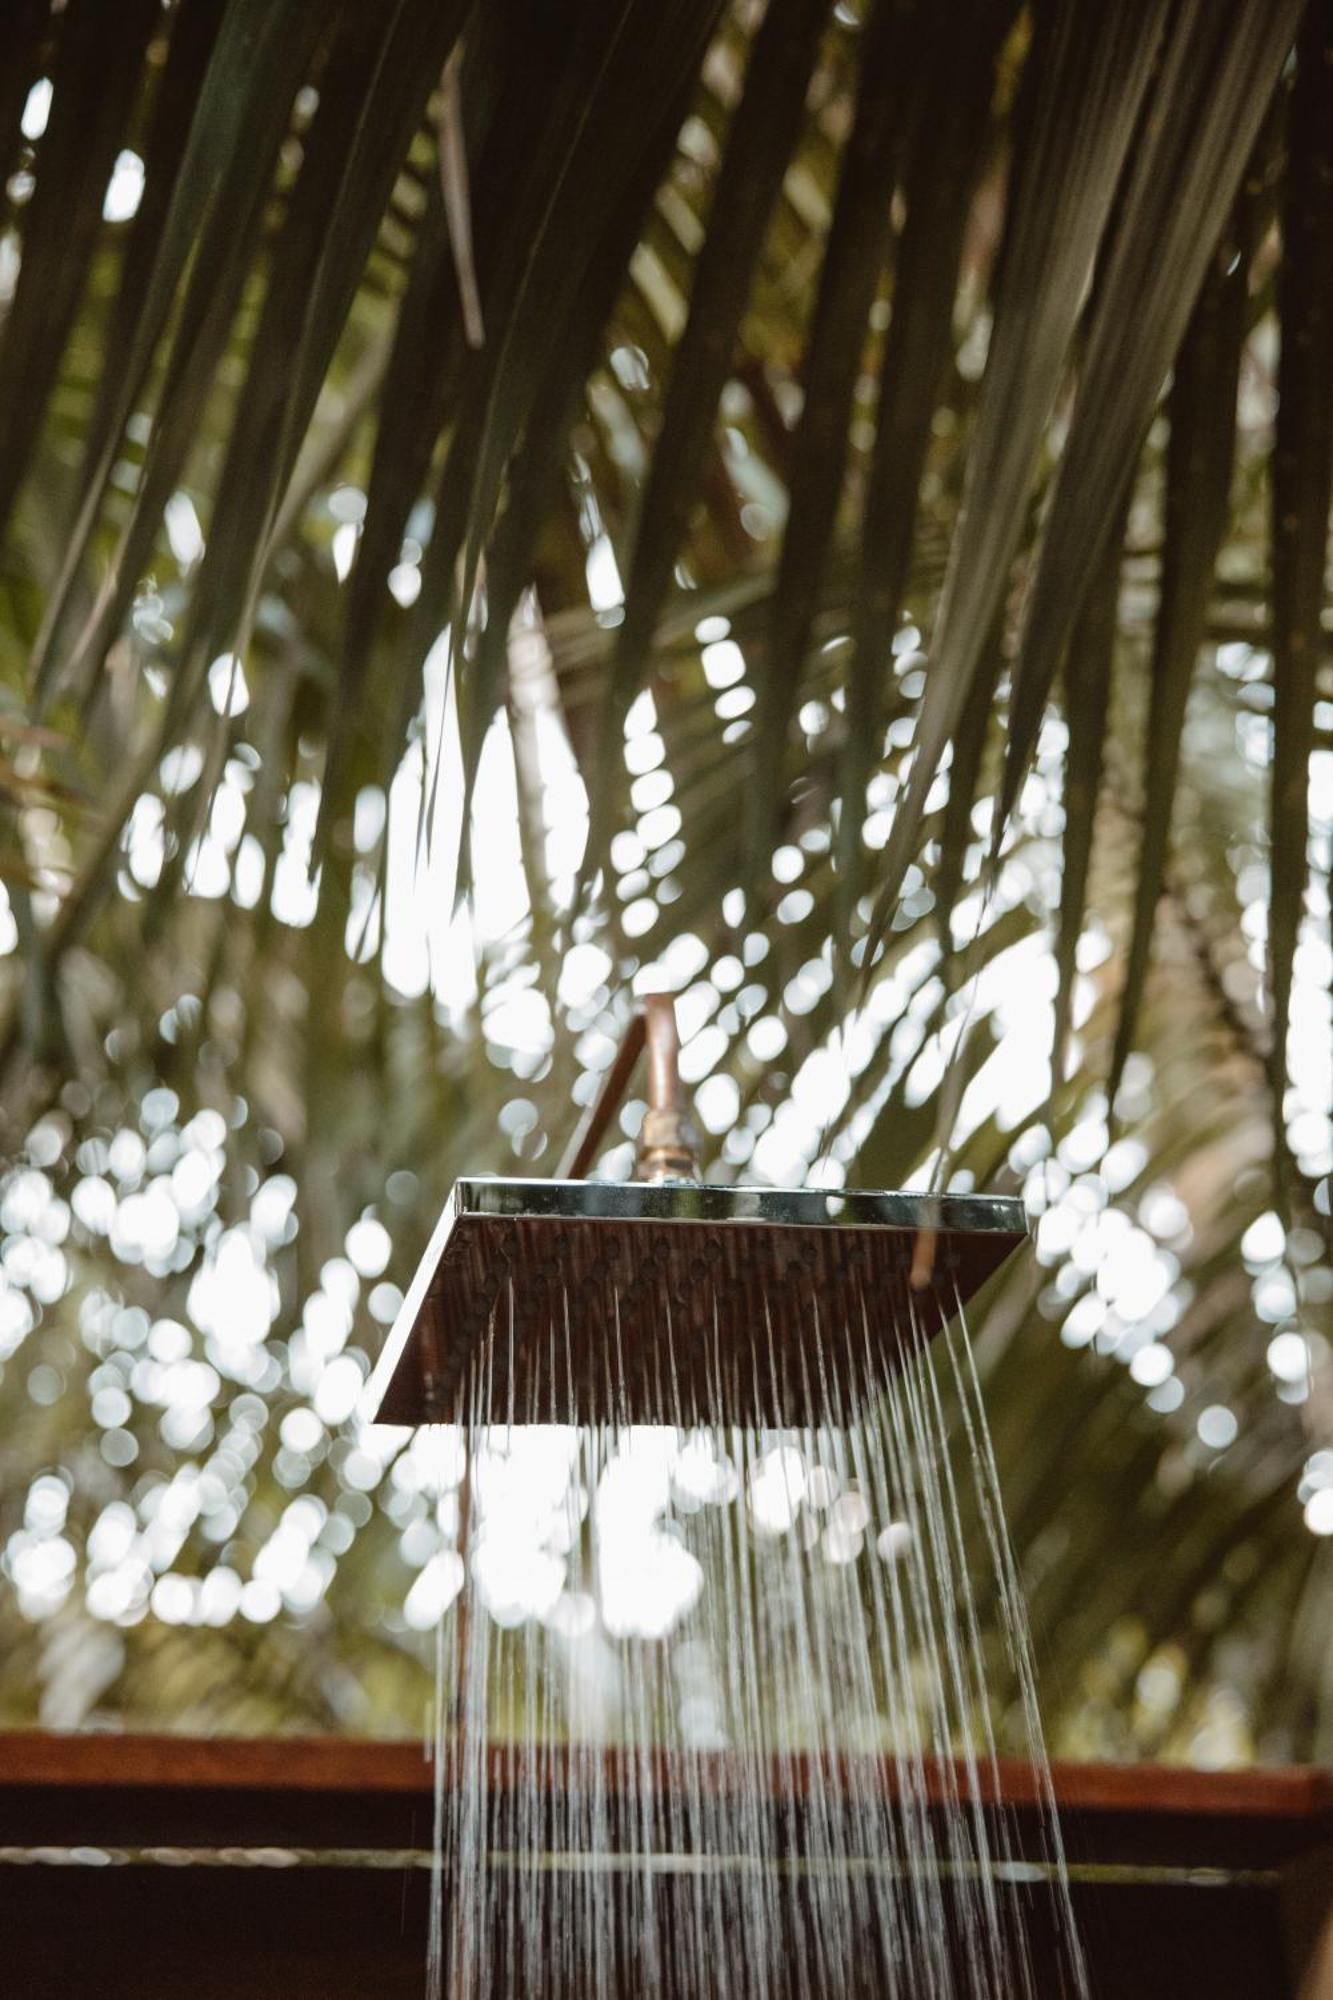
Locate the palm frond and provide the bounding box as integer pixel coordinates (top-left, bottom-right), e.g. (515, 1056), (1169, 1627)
(0, 0), (1329, 1749)
(1268, 0), (1333, 1202)
(0, 0), (1318, 1148)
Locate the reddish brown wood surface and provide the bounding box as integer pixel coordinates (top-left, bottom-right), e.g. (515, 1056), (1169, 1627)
(1, 1729), (1329, 1823)
(0, 1731), (1327, 2000)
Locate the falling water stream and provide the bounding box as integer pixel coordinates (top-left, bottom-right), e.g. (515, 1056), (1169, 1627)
(419, 1279), (1089, 1998)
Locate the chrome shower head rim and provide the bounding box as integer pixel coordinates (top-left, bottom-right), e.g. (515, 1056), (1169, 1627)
(367, 1178), (1027, 1429)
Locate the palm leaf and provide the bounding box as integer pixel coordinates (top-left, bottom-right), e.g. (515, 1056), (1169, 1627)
(836, 0), (1009, 934)
(0, 0), (160, 542)
(0, 2), (51, 226)
(1268, 0), (1333, 1187)
(1104, 194), (1257, 1113)
(0, 0), (1326, 1582)
(165, 0), (470, 738)
(997, 0), (1303, 827)
(931, 625), (1002, 967)
(29, 0), (330, 702)
(322, 3), (570, 843)
(860, 0), (1169, 955)
(591, 0), (833, 853)
(1048, 491), (1127, 1096)
(745, 0), (932, 866)
(59, 0), (228, 587)
(455, 68), (705, 855)
(456, 0), (727, 666)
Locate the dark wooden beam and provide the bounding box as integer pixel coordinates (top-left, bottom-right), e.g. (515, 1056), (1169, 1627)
(0, 1731), (1328, 1869)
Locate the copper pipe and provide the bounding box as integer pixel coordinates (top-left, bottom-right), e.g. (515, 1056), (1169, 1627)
(557, 994), (699, 1183)
(636, 992), (698, 1181)
(642, 993), (684, 1117)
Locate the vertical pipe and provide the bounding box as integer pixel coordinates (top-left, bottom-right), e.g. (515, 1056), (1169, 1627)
(636, 991), (699, 1181)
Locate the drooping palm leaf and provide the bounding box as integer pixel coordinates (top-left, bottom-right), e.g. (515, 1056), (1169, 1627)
(0, 0), (1324, 1231)
(997, 0), (1303, 823)
(0, 0), (160, 542)
(1103, 193), (1258, 1114)
(453, 62), (709, 862)
(0, 1), (47, 225)
(745, 0), (936, 864)
(165, 1), (472, 748)
(27, 0), (330, 697)
(54, 0), (228, 651)
(454, 0), (728, 681)
(599, 0), (833, 794)
(1048, 491), (1126, 1097)
(861, 0), (1171, 950)
(836, 1), (1008, 935)
(1268, 0), (1333, 1193)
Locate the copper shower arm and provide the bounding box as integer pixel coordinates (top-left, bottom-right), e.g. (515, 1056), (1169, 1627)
(636, 991), (699, 1181)
(557, 992), (699, 1183)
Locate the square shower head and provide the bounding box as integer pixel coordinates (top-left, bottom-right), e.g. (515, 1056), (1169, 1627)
(367, 1179), (1027, 1429)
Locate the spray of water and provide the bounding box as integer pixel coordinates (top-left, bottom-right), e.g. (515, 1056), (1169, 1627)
(418, 1275), (1088, 1998)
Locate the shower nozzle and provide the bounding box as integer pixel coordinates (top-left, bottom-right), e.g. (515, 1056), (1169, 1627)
(367, 994), (1027, 1428)
(366, 1178), (1026, 1428)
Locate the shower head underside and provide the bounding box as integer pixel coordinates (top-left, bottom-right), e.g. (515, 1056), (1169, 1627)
(367, 1179), (1027, 1429)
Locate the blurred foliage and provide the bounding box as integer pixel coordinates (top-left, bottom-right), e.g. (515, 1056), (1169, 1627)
(0, 0), (1329, 1760)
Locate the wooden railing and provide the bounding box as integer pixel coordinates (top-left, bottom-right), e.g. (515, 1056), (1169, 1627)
(0, 1733), (1328, 1998)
